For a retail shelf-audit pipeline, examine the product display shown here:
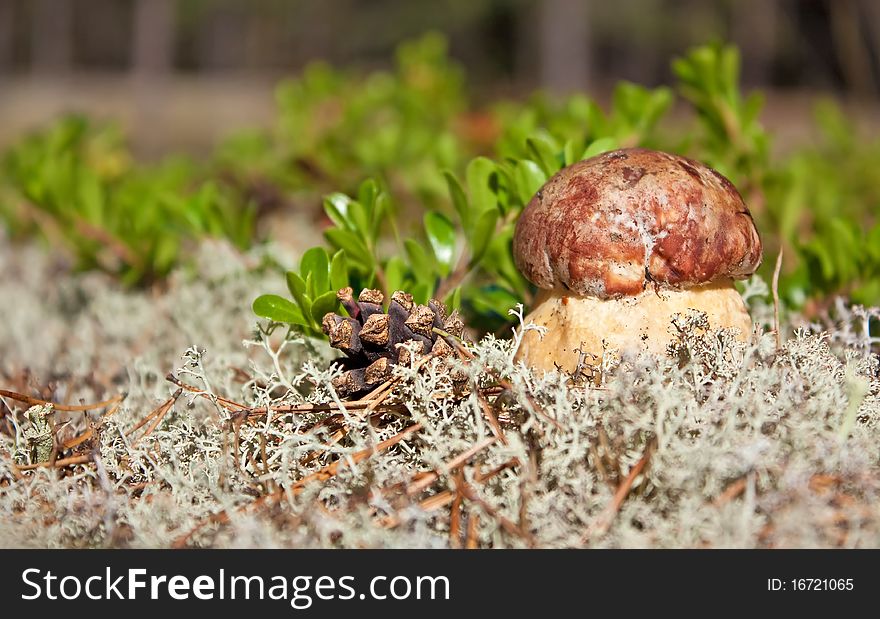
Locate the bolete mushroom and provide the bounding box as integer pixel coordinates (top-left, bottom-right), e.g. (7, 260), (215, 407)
(512, 148), (763, 374)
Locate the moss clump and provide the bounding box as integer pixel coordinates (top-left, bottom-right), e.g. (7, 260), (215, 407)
(1, 240), (878, 548)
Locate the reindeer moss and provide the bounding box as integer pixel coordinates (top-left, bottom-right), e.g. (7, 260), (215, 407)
(1, 238), (878, 548)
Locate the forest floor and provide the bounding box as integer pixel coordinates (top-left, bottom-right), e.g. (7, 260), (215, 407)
(1, 234), (879, 549)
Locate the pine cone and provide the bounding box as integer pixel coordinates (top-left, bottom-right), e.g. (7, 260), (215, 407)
(323, 287), (468, 397)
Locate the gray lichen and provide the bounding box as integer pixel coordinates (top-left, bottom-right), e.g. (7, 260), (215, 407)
(14, 404), (54, 465)
(0, 240), (879, 549)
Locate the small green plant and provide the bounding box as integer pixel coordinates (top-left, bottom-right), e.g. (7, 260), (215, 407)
(253, 40), (880, 339)
(252, 171), (528, 333)
(253, 246), (349, 338)
(251, 78), (680, 334)
(672, 42), (770, 187)
(494, 81), (673, 161)
(767, 102), (880, 307)
(1, 116), (256, 284)
(215, 32), (468, 214)
(1, 37), (878, 314)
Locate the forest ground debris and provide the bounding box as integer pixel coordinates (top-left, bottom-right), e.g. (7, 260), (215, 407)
(1, 238), (879, 548)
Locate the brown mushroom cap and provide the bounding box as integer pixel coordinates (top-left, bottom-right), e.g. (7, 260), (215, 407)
(513, 148), (763, 298)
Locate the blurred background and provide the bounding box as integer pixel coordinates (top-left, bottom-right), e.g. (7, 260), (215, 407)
(1, 0), (879, 317)
(1, 0), (879, 156)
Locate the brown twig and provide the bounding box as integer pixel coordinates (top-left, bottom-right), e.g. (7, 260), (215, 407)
(166, 372), (413, 423)
(474, 457), (520, 483)
(171, 422), (423, 548)
(443, 336), (563, 431)
(0, 389), (124, 413)
(475, 389), (507, 445)
(293, 423), (423, 491)
(581, 441), (654, 542)
(405, 436), (497, 496)
(449, 470), (464, 548)
(465, 512), (480, 549)
(377, 490), (456, 528)
(456, 478), (532, 544)
(61, 397), (124, 450)
(295, 374), (414, 467)
(125, 390), (182, 446)
(165, 374), (248, 412)
(713, 476), (748, 508)
(15, 454), (92, 471)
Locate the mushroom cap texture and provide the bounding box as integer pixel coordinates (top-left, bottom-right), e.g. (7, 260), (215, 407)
(513, 148), (763, 298)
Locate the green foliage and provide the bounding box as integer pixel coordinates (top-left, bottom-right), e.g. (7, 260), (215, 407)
(670, 44), (880, 307)
(767, 102), (880, 307)
(494, 81), (673, 162)
(255, 41), (880, 337)
(257, 75), (684, 333)
(1, 36), (878, 320)
(0, 117), (256, 284)
(253, 246), (348, 337)
(214, 32), (467, 212)
(672, 41), (769, 183)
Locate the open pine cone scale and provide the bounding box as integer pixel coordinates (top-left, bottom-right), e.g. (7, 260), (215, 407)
(323, 287), (468, 397)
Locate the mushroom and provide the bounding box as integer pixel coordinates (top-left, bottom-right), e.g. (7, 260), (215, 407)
(512, 148), (763, 374)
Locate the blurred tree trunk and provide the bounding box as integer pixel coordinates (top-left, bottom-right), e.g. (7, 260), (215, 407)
(538, 0), (592, 94)
(0, 0), (13, 77)
(829, 0), (878, 95)
(133, 0), (174, 77)
(31, 0), (73, 74)
(860, 0), (880, 94)
(132, 0), (175, 158)
(197, 6), (244, 70)
(293, 0), (336, 65)
(732, 0), (777, 87)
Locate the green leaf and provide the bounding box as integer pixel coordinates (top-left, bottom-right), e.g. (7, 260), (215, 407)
(300, 247), (330, 294)
(310, 290), (340, 324)
(77, 171), (104, 224)
(805, 241), (835, 281)
(285, 271), (312, 318)
(253, 294), (307, 325)
(411, 281), (432, 305)
(424, 211), (456, 276)
(324, 228), (373, 268)
(445, 286), (462, 311)
(346, 200), (370, 239)
(304, 271), (315, 302)
(526, 135), (561, 177)
(513, 160), (547, 205)
(405, 238), (435, 286)
(323, 193), (354, 230)
(484, 225), (529, 298)
(322, 189), (370, 244)
(357, 179), (378, 214)
(469, 207), (499, 266)
(385, 256), (408, 295)
(468, 285), (520, 319)
(867, 223), (880, 263)
(563, 139), (581, 167)
(152, 235), (178, 275)
(444, 171), (470, 231)
(371, 192), (390, 240)
(466, 157), (497, 214)
(582, 137), (619, 159)
(329, 249), (349, 291)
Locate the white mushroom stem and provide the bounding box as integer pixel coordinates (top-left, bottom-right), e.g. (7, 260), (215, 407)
(514, 279), (752, 374)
